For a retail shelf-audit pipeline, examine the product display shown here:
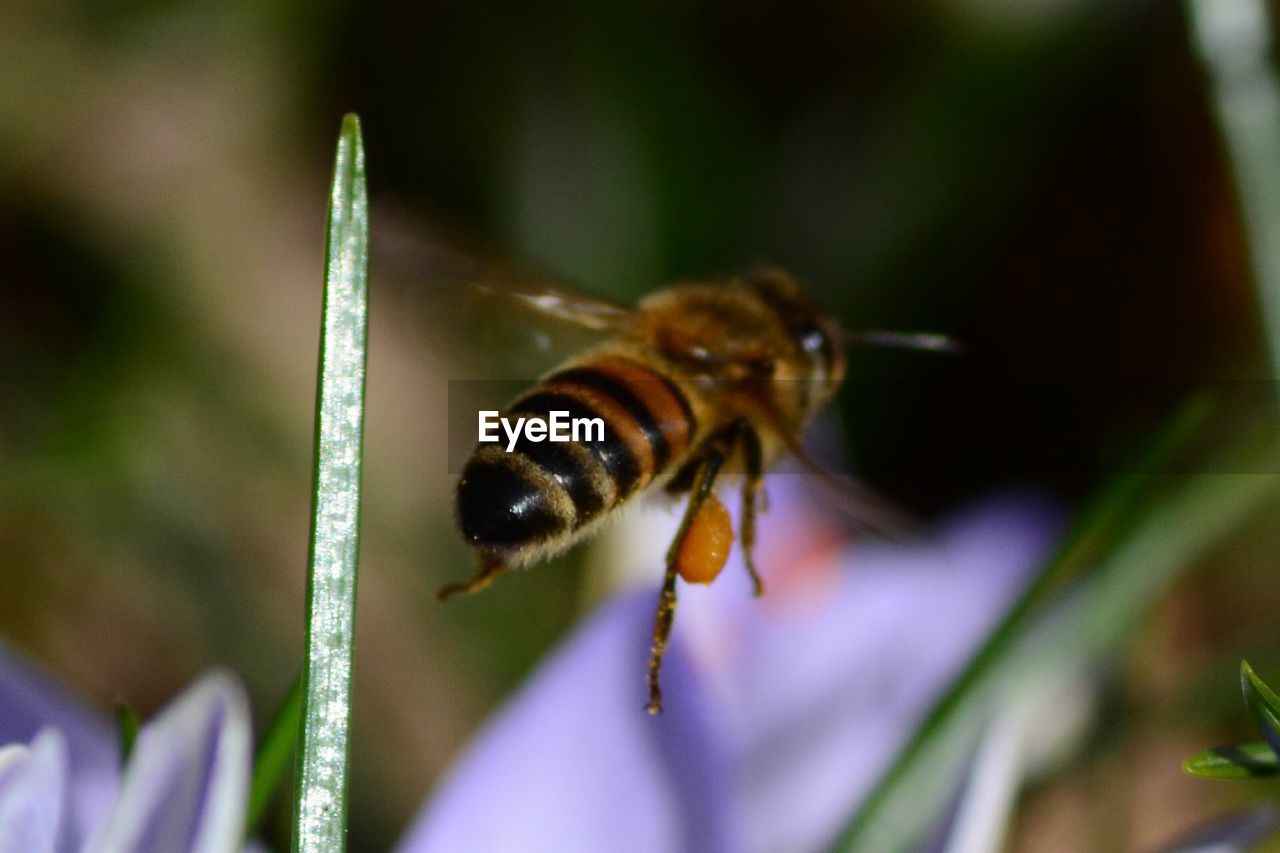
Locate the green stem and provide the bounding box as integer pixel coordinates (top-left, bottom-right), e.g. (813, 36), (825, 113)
(1187, 0), (1280, 378)
(248, 675), (302, 835)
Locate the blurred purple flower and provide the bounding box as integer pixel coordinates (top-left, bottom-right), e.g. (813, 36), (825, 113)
(399, 486), (1064, 853)
(0, 648), (250, 853)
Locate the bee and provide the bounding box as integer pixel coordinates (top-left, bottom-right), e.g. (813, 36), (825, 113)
(438, 266), (952, 713)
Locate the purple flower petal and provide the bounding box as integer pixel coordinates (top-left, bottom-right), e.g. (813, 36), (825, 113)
(396, 593), (738, 853)
(0, 729), (71, 853)
(722, 492), (1064, 851)
(94, 672), (250, 853)
(402, 489), (1063, 853)
(1159, 803), (1280, 851)
(0, 646), (119, 847)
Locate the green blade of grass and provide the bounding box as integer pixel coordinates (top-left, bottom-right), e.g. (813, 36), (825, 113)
(292, 113), (369, 852)
(113, 700), (140, 765)
(1187, 0), (1280, 378)
(832, 406), (1280, 852)
(249, 676), (302, 835)
(831, 401), (1205, 851)
(1241, 661), (1280, 758)
(1184, 742), (1280, 780)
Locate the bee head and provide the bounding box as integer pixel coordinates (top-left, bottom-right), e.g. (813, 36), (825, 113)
(741, 268), (845, 403)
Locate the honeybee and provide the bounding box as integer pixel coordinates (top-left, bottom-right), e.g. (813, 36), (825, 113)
(437, 266), (951, 714)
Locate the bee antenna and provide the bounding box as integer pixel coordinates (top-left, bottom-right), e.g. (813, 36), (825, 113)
(844, 330), (961, 354)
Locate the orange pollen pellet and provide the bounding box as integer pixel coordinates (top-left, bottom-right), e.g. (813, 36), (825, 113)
(675, 493), (734, 584)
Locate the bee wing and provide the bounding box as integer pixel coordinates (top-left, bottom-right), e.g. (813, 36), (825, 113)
(759, 400), (917, 539)
(470, 277), (634, 332)
(372, 201), (635, 372)
(798, 463), (917, 539)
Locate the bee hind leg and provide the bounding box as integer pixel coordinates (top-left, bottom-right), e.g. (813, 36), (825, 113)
(437, 555), (509, 602)
(736, 420), (766, 597)
(648, 446), (727, 715)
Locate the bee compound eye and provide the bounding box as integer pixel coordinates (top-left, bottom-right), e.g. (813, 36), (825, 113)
(799, 325), (826, 355)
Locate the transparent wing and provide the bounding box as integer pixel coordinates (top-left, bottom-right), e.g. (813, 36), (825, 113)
(469, 277), (634, 332)
(372, 202), (635, 358)
(759, 401), (917, 539)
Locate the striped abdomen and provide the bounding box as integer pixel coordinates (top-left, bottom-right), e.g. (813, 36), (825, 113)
(457, 354), (696, 562)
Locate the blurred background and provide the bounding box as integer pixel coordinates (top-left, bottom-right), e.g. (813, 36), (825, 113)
(2, 0), (1278, 849)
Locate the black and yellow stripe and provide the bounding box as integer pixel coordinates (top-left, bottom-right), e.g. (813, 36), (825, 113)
(456, 355), (697, 559)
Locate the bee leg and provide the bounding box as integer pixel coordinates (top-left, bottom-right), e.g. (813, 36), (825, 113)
(736, 419), (766, 597)
(436, 555), (509, 602)
(648, 447), (727, 715)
